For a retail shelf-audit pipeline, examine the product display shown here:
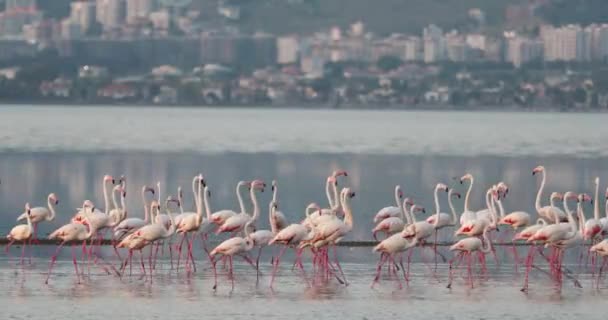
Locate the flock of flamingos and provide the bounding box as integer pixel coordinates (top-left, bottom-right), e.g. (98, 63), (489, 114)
(4, 166), (608, 292)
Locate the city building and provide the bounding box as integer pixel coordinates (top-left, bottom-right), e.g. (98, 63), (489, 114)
(404, 36), (422, 61)
(126, 0), (157, 25)
(277, 35), (299, 64)
(1, 0), (41, 37)
(70, 1), (97, 34)
(505, 32), (543, 67)
(97, 0), (126, 30)
(200, 32), (277, 69)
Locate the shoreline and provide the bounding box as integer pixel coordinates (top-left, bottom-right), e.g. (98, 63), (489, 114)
(0, 101), (599, 113)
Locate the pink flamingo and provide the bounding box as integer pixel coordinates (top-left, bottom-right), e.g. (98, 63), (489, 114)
(15, 193), (58, 245)
(447, 223), (493, 289)
(6, 203), (33, 265)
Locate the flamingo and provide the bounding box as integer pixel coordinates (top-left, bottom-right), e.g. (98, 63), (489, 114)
(583, 177), (603, 240)
(174, 175), (208, 272)
(269, 203), (319, 287)
(497, 182), (532, 229)
(46, 200), (119, 284)
(108, 176), (127, 224)
(532, 166), (567, 223)
(372, 186), (408, 240)
(455, 186), (498, 237)
(246, 200), (278, 283)
(210, 180), (250, 226)
(173, 175), (203, 229)
(426, 185), (460, 230)
(209, 218), (258, 291)
(303, 188), (356, 284)
(216, 180), (265, 235)
(459, 173), (477, 224)
(72, 174), (116, 222)
(600, 188), (608, 236)
(319, 170), (348, 216)
(113, 185), (155, 240)
(522, 191), (578, 292)
(373, 185), (405, 224)
(6, 203), (33, 265)
(270, 180), (288, 231)
(447, 223), (493, 289)
(130, 198), (177, 272)
(372, 199), (419, 289)
(16, 193), (58, 244)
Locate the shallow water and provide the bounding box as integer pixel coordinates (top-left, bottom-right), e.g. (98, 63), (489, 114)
(1, 105), (607, 317)
(1, 252), (607, 320)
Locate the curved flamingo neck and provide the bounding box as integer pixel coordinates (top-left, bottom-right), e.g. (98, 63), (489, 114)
(464, 177), (473, 212)
(269, 202), (278, 235)
(237, 182), (247, 214)
(447, 191), (457, 224)
(535, 170), (546, 212)
(273, 183), (279, 203)
(249, 187), (260, 222)
(120, 190), (127, 218)
(103, 179), (110, 214)
(332, 181), (340, 212)
(576, 201), (585, 233)
(141, 188), (150, 223)
(192, 176), (199, 210)
(402, 199), (412, 225)
(325, 179), (334, 209)
(563, 197), (575, 222)
(341, 195), (353, 228)
(495, 198), (505, 218)
(480, 227), (492, 253)
(594, 179), (600, 220)
(46, 195), (56, 221)
(203, 188), (211, 221)
(195, 181), (203, 225)
(433, 186), (441, 214)
(549, 196), (560, 222)
(410, 205), (420, 224)
(111, 187), (119, 211)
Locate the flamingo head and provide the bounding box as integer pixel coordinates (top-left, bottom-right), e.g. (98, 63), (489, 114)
(104, 175), (115, 184)
(532, 165), (544, 176)
(82, 200), (95, 211)
(49, 193), (59, 205)
(497, 181), (509, 197)
(403, 197), (415, 208)
(578, 193), (592, 203)
(142, 185), (155, 195)
(271, 180), (278, 191)
(411, 205), (425, 214)
(563, 191), (578, 201)
(332, 170), (348, 178)
(459, 173), (472, 184)
(251, 180), (265, 192)
(165, 196), (179, 209)
(197, 173), (205, 187)
(343, 188), (355, 199)
(205, 186), (211, 197)
(436, 183), (449, 193)
(119, 175), (126, 185)
(24, 202), (31, 216)
(549, 192), (563, 201)
(451, 191), (461, 199)
(396, 185), (404, 199)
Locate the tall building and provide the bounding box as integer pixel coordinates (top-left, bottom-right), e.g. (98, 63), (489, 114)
(586, 24), (608, 61)
(97, 0), (126, 30)
(126, 0), (157, 24)
(422, 24), (445, 63)
(541, 24), (587, 62)
(506, 33), (543, 67)
(404, 36), (422, 61)
(5, 0), (36, 11)
(1, 0), (41, 37)
(276, 35), (299, 64)
(70, 1), (96, 33)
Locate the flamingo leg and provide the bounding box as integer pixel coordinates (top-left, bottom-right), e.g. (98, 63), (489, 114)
(176, 233), (186, 272)
(187, 233), (197, 273)
(433, 230), (438, 270)
(45, 241), (66, 284)
(229, 255), (234, 292)
(270, 246), (288, 288)
(20, 240), (26, 265)
(71, 243), (81, 284)
(467, 252), (474, 288)
(5, 239), (15, 260)
(386, 254), (402, 290)
(256, 246), (262, 284)
(521, 245), (536, 292)
(371, 252), (387, 288)
(447, 252), (464, 289)
(331, 245), (348, 285)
